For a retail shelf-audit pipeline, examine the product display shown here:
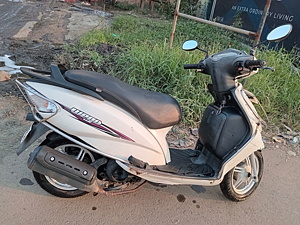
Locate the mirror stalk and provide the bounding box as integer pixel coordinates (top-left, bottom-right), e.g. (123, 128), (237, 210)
(198, 48), (209, 58)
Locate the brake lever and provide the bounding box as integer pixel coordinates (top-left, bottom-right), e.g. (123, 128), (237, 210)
(261, 66), (275, 72)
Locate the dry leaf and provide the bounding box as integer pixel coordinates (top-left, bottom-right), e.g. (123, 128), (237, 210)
(0, 71), (11, 81)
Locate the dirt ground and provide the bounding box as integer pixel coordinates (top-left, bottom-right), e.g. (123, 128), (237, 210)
(0, 0), (111, 96)
(0, 1), (299, 224)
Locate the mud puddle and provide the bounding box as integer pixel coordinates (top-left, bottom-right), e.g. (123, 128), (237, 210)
(0, 39), (63, 96)
(0, 55), (35, 75)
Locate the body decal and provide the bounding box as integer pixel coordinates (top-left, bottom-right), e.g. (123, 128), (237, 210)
(59, 103), (134, 142)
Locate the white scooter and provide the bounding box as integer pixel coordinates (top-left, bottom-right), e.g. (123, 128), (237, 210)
(16, 24), (292, 201)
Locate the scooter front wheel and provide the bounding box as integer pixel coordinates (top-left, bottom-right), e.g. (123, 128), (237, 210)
(220, 151), (263, 202)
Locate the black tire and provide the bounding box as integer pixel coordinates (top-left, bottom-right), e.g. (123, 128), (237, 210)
(220, 151), (263, 202)
(33, 138), (96, 198)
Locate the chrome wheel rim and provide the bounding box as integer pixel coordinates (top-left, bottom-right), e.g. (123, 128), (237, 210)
(231, 154), (259, 195)
(45, 144), (95, 191)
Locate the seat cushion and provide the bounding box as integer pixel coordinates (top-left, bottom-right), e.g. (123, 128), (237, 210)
(65, 70), (182, 129)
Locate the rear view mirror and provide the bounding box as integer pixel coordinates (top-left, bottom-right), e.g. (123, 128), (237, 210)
(182, 40), (198, 51)
(266, 24), (293, 42)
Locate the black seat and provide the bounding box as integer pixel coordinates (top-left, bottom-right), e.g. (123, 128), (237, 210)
(65, 70), (182, 129)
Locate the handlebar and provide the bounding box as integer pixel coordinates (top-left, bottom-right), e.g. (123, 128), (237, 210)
(244, 60), (266, 69)
(184, 63), (205, 70)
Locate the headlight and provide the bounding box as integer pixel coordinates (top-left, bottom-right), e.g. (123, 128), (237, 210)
(16, 80), (58, 118)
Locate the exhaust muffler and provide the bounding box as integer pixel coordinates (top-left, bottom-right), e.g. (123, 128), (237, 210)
(27, 145), (99, 192)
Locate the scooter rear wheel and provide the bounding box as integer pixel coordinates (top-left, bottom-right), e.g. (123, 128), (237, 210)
(33, 139), (96, 198)
(220, 151), (263, 202)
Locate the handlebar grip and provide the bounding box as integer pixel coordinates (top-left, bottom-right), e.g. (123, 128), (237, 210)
(244, 60), (266, 68)
(184, 63), (204, 69)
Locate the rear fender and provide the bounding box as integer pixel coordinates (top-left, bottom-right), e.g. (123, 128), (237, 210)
(17, 122), (50, 155)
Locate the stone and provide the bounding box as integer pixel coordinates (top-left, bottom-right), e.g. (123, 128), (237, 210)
(191, 128), (199, 137)
(287, 150), (296, 157)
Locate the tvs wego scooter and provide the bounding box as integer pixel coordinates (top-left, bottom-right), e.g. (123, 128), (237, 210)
(16, 24), (292, 201)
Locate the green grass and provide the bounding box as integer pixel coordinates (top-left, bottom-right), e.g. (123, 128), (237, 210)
(113, 43), (213, 124)
(59, 14), (300, 130)
(247, 47), (300, 129)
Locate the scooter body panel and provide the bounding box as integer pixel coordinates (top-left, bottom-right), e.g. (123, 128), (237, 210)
(116, 83), (264, 185)
(117, 129), (263, 185)
(27, 81), (171, 165)
(26, 79), (264, 185)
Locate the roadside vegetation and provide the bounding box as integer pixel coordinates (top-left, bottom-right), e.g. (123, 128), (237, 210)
(57, 14), (300, 130)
